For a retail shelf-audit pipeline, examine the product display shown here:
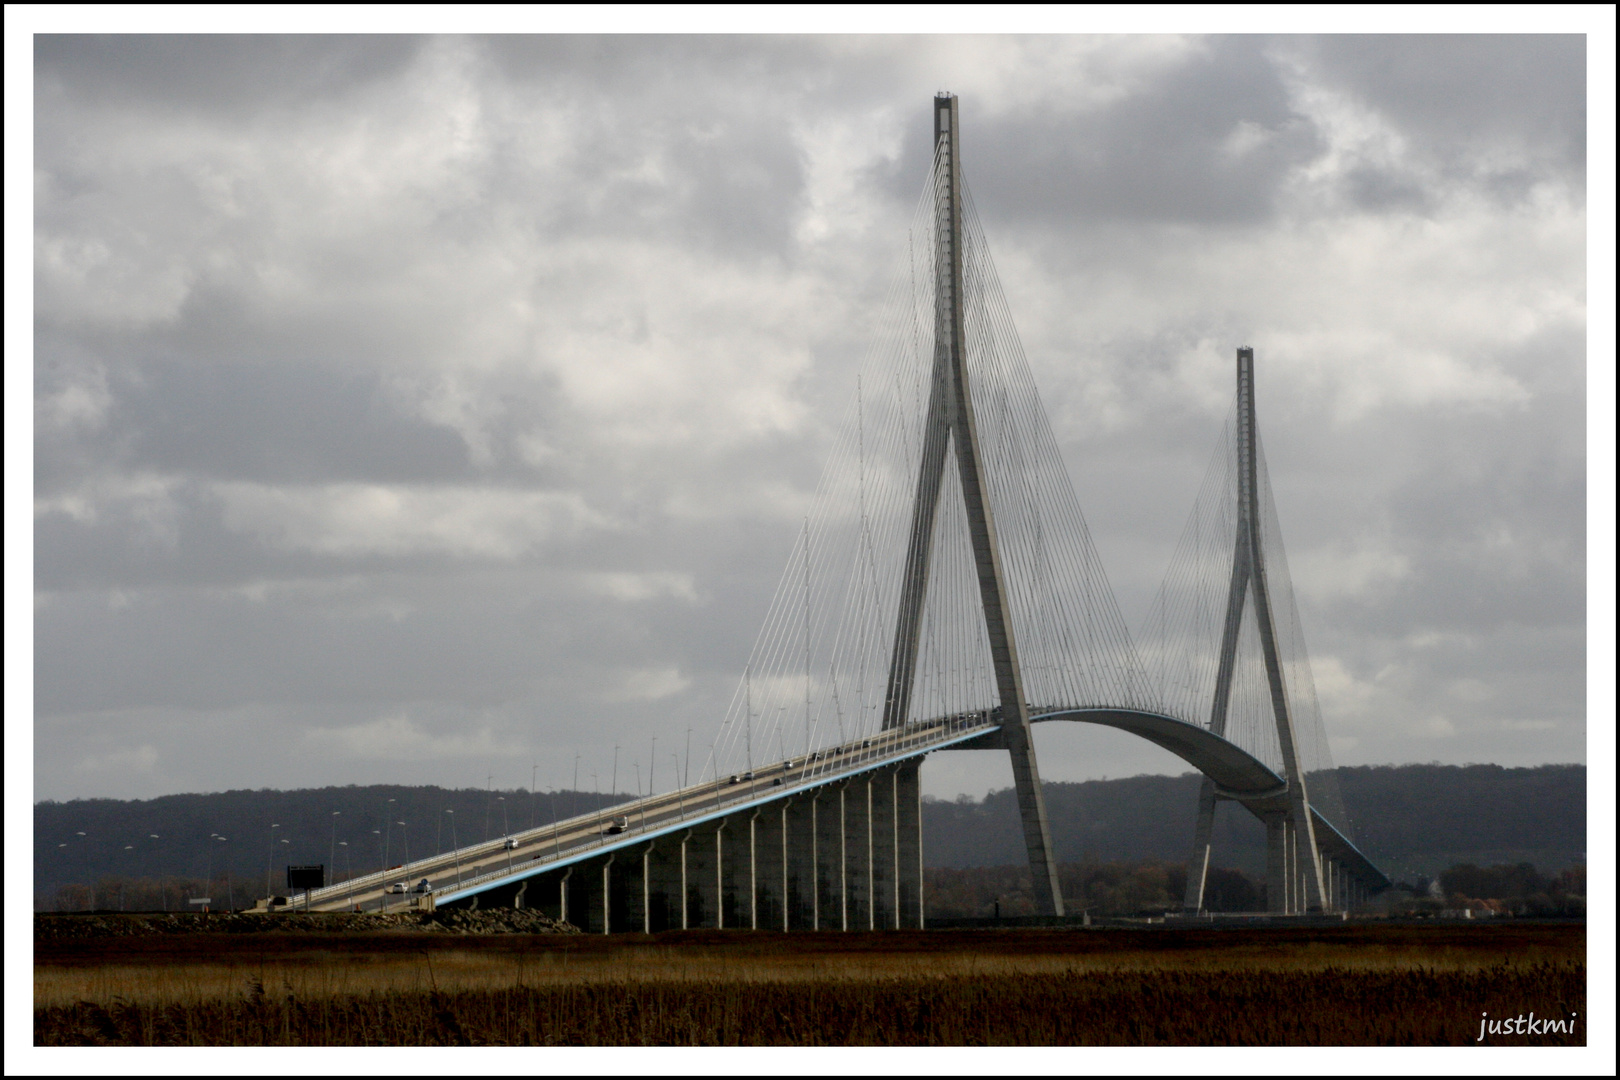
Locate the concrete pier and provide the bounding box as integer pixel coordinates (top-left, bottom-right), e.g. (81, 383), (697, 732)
(466, 764), (927, 934)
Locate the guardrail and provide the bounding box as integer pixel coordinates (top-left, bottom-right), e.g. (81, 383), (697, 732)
(434, 717), (1000, 902)
(312, 701), (1390, 910)
(295, 779), (723, 906)
(302, 712), (1002, 909)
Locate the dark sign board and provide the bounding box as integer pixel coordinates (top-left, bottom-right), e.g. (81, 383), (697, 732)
(286, 864), (325, 890)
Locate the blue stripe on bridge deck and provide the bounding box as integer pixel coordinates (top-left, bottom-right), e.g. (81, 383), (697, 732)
(418, 706), (1386, 909)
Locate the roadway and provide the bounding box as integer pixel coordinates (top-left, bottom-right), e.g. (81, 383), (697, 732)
(297, 712), (994, 913)
(295, 702), (1389, 912)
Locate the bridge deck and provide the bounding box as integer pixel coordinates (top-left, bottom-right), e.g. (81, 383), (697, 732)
(299, 706), (1387, 914)
(300, 714), (994, 912)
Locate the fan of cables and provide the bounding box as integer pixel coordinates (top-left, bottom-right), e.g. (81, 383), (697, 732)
(1136, 414), (1354, 841)
(704, 144), (1145, 788)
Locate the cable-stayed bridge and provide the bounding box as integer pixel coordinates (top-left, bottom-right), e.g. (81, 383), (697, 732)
(297, 94), (1390, 927)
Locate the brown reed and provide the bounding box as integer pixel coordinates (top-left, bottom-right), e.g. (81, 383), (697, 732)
(36, 961), (1583, 1046)
(35, 922), (1585, 1046)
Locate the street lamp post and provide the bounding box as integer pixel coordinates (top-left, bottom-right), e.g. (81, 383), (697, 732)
(121, 845), (133, 910)
(397, 822), (410, 869)
(591, 772), (601, 841)
(384, 798), (396, 870)
(446, 810), (461, 887)
(672, 753), (684, 819)
(146, 835), (162, 911)
(279, 838), (290, 901)
(374, 829), (385, 912)
(484, 774), (494, 846)
(501, 797), (513, 871)
(205, 833), (219, 907)
(73, 832), (91, 910)
(329, 811), (341, 890)
(217, 835), (231, 911)
(339, 842), (352, 909)
(267, 824), (280, 901)
(634, 761), (645, 830)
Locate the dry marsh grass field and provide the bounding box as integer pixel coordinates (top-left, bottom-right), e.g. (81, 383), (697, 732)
(35, 920), (1584, 1046)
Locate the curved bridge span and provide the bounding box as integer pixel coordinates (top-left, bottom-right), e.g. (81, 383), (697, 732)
(297, 710), (1387, 927)
(1028, 710), (1386, 894)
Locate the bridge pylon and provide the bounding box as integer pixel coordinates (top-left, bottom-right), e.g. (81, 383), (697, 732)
(1183, 348), (1329, 914)
(878, 94), (1063, 917)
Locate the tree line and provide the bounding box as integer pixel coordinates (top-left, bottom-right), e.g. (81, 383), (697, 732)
(36, 764), (1583, 909)
(921, 763), (1584, 879)
(35, 783), (626, 907)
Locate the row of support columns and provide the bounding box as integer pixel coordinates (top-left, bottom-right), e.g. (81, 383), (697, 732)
(462, 755), (1374, 924)
(473, 760), (924, 933)
(1262, 812), (1364, 914)
(1187, 793), (1371, 915)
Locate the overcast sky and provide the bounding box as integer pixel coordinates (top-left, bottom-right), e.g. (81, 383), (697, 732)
(24, 32), (1596, 803)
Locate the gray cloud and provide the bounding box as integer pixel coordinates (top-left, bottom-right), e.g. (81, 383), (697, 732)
(35, 35), (425, 117)
(1276, 35), (1587, 218)
(1305, 34), (1586, 175)
(966, 36), (1325, 227)
(36, 342), (475, 490)
(31, 35), (1586, 802)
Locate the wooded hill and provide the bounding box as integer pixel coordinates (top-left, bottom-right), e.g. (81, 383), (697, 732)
(35, 763), (1582, 905)
(921, 763), (1585, 882)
